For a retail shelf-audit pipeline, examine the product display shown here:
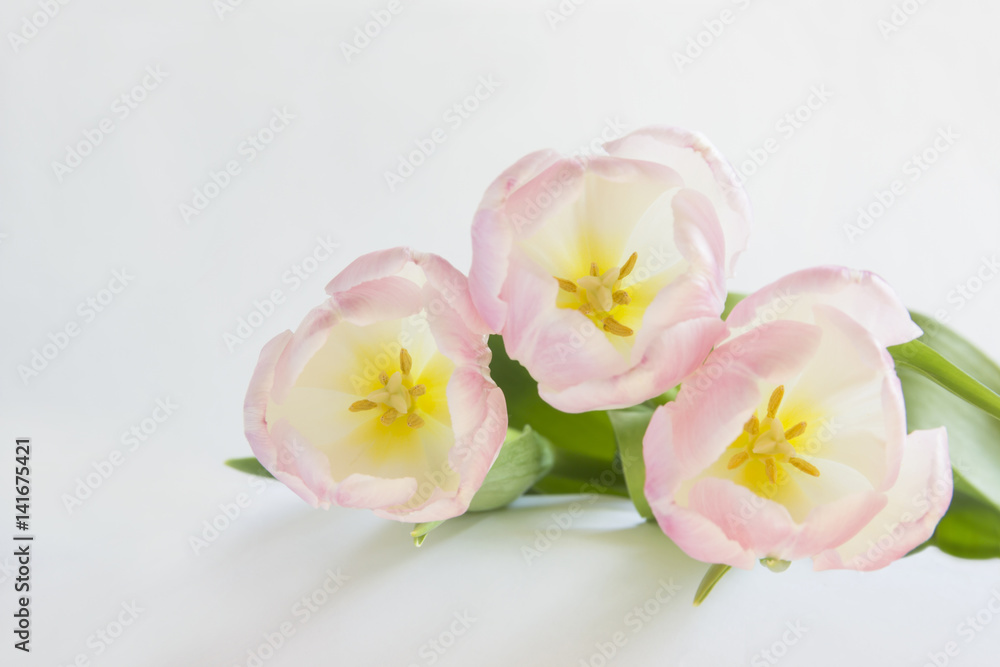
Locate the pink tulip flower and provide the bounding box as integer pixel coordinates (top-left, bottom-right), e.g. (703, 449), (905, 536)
(244, 248), (507, 523)
(644, 267), (953, 571)
(468, 126), (751, 412)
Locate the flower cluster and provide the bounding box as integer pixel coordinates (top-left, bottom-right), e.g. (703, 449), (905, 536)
(242, 125), (954, 575)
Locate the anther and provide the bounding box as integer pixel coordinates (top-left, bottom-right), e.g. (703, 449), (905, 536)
(349, 400), (378, 412)
(789, 457), (820, 477)
(378, 371), (389, 386)
(380, 408), (400, 426)
(767, 386), (785, 419)
(765, 458), (778, 484)
(727, 451), (750, 470)
(579, 304), (594, 315)
(619, 252), (638, 280)
(400, 348), (412, 376)
(784, 422), (807, 440)
(590, 262), (599, 277)
(602, 316), (634, 337)
(410, 384), (426, 397)
(556, 277), (578, 292)
(406, 413), (425, 429)
(744, 413), (759, 437)
(612, 290), (631, 305)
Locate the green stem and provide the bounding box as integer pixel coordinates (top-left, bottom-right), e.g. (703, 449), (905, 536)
(890, 340), (1000, 425)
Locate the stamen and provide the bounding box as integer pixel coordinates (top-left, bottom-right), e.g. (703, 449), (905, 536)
(399, 348), (412, 376)
(406, 413), (425, 429)
(727, 451), (750, 470)
(619, 252), (638, 280)
(590, 262), (599, 277)
(410, 384), (426, 397)
(789, 457), (820, 477)
(784, 422), (807, 440)
(764, 458), (778, 484)
(380, 408), (400, 426)
(612, 290), (631, 305)
(555, 277), (577, 292)
(602, 316), (634, 337)
(579, 304), (594, 315)
(744, 413), (759, 437)
(767, 385), (785, 419)
(349, 400), (378, 412)
(378, 371), (389, 386)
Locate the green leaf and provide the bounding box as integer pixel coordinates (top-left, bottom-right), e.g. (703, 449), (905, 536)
(607, 405), (656, 520)
(411, 521), (443, 547)
(890, 340), (1000, 426)
(488, 335), (617, 461)
(693, 564), (732, 607)
(225, 457), (274, 479)
(896, 312), (1000, 514)
(926, 476), (1000, 559)
(468, 427), (555, 512)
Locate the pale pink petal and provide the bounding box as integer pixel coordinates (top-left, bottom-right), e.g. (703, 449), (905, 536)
(604, 125), (751, 277)
(813, 428), (952, 571)
(325, 246), (413, 295)
(725, 266), (923, 347)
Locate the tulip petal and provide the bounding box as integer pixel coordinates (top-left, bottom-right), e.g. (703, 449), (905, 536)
(603, 125), (751, 277)
(812, 427), (952, 571)
(725, 266), (923, 347)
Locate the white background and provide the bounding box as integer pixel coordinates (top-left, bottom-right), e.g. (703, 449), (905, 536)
(2, 0), (999, 665)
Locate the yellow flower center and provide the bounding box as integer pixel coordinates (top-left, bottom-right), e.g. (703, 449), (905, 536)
(348, 348), (427, 429)
(554, 251), (638, 337)
(726, 385), (820, 484)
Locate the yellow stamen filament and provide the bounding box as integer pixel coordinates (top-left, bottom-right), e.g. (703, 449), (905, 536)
(789, 457), (820, 477)
(744, 413), (759, 437)
(602, 316), (634, 337)
(410, 384), (426, 397)
(400, 348), (412, 376)
(765, 457), (777, 484)
(727, 451), (750, 470)
(784, 422), (807, 440)
(767, 385), (785, 419)
(556, 277), (578, 292)
(619, 252), (638, 280)
(590, 262), (599, 277)
(349, 400), (378, 412)
(406, 413), (425, 429)
(378, 371), (389, 386)
(612, 290), (631, 305)
(380, 408), (400, 426)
